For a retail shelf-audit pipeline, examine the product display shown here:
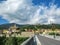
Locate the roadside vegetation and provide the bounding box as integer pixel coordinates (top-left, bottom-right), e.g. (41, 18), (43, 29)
(49, 32), (60, 36)
(0, 36), (28, 45)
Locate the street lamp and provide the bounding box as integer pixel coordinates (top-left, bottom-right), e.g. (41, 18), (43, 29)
(51, 24), (56, 38)
(50, 20), (56, 38)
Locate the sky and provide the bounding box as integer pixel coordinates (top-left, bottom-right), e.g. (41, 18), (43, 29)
(0, 0), (60, 25)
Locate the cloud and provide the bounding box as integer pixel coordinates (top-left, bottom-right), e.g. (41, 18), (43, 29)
(0, 0), (60, 24)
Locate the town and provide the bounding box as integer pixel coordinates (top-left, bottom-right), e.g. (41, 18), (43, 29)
(0, 23), (60, 37)
(0, 23), (60, 45)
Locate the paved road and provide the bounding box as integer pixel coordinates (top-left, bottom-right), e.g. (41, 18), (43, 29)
(37, 35), (60, 45)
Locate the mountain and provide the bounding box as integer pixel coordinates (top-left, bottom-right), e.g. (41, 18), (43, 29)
(0, 23), (24, 30)
(0, 23), (60, 30)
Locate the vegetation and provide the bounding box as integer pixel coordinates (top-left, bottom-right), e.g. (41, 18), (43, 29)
(49, 32), (60, 36)
(0, 23), (60, 30)
(0, 37), (28, 45)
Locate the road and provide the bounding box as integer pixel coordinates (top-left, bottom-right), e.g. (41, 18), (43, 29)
(37, 35), (60, 45)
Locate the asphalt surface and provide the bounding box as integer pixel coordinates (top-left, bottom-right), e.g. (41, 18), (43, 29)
(37, 35), (60, 45)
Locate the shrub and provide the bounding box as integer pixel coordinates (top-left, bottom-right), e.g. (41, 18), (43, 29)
(49, 32), (55, 35)
(0, 37), (28, 45)
(0, 36), (6, 45)
(49, 32), (60, 36)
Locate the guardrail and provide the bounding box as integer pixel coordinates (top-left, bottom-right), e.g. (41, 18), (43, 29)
(21, 36), (34, 45)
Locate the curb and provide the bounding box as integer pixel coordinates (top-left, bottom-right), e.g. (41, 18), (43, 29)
(35, 35), (41, 45)
(21, 36), (33, 45)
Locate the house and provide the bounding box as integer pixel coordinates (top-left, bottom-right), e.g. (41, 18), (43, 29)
(0, 23), (20, 34)
(39, 29), (60, 34)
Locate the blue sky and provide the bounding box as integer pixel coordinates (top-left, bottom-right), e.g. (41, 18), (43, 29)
(0, 0), (60, 24)
(0, 16), (8, 24)
(32, 0), (60, 7)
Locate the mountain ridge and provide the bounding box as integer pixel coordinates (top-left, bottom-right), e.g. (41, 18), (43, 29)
(0, 23), (60, 30)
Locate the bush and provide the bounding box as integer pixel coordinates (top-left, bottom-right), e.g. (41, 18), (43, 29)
(0, 37), (28, 45)
(56, 33), (60, 36)
(49, 32), (55, 35)
(5, 37), (16, 45)
(0, 36), (6, 45)
(17, 37), (28, 45)
(49, 32), (60, 36)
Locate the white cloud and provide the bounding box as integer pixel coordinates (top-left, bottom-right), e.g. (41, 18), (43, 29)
(0, 0), (23, 14)
(0, 0), (60, 24)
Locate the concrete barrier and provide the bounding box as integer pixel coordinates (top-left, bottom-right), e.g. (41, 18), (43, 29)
(35, 35), (41, 45)
(21, 36), (34, 45)
(21, 35), (41, 45)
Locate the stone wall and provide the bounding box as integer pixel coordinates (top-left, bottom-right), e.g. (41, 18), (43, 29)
(20, 32), (34, 37)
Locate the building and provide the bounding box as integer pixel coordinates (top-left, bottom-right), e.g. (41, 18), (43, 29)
(0, 23), (20, 34)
